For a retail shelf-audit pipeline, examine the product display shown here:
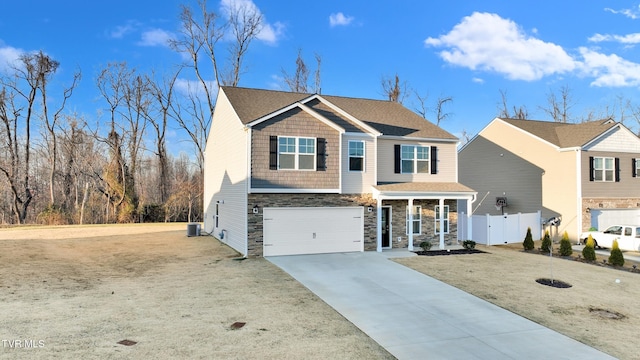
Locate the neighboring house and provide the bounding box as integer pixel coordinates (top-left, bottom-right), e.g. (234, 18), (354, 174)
(203, 86), (476, 257)
(459, 117), (640, 241)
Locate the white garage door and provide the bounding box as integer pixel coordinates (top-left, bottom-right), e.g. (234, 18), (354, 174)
(590, 208), (640, 230)
(263, 207), (364, 256)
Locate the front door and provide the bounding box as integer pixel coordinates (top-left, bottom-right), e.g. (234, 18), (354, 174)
(381, 207), (391, 248)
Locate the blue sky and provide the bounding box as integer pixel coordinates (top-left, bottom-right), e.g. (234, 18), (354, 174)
(2, 0), (640, 150)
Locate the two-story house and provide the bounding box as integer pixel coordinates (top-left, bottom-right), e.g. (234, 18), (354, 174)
(459, 117), (640, 241)
(204, 86), (476, 257)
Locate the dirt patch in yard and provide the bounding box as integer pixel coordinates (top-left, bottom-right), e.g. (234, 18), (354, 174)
(0, 224), (393, 359)
(395, 243), (640, 360)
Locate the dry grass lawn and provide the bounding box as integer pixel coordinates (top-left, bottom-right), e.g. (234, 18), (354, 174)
(0, 224), (393, 359)
(395, 243), (640, 360)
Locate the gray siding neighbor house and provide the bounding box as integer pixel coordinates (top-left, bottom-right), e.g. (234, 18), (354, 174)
(204, 86), (476, 257)
(459, 117), (640, 241)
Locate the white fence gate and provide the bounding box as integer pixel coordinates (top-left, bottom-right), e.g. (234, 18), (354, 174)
(459, 211), (541, 245)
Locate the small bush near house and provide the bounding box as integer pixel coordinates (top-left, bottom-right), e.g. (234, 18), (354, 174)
(419, 241), (432, 252)
(540, 230), (552, 253)
(609, 240), (625, 267)
(523, 227), (535, 251)
(559, 231), (573, 257)
(462, 240), (476, 250)
(582, 235), (596, 262)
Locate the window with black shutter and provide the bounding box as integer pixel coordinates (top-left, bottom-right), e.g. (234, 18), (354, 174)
(316, 138), (326, 171)
(269, 136), (278, 170)
(430, 146), (438, 174)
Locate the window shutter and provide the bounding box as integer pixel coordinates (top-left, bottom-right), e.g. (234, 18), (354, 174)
(430, 146), (438, 174)
(269, 136), (278, 170)
(316, 138), (326, 171)
(615, 157), (620, 182)
(588, 156), (594, 181)
(633, 158), (637, 178)
(394, 145), (401, 174)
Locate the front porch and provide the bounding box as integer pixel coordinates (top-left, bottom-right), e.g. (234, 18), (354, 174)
(372, 182), (477, 252)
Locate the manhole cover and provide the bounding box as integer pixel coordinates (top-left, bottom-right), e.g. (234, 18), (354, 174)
(589, 307), (626, 320)
(117, 339), (137, 346)
(535, 278), (572, 288)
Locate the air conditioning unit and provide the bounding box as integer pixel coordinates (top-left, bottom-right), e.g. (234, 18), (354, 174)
(187, 223), (201, 237)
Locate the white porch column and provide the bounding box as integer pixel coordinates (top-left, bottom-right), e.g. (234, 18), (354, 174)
(466, 197), (473, 242)
(439, 198), (445, 249)
(408, 198), (414, 251)
(376, 198), (382, 252)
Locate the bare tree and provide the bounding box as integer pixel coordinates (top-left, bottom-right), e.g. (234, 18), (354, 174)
(313, 53), (322, 94)
(0, 51), (66, 223)
(541, 85), (574, 123)
(435, 95), (453, 126)
(282, 49), (309, 93)
(498, 89), (528, 119)
(413, 90), (429, 119)
(381, 74), (407, 103)
(148, 71), (180, 204)
(223, 0), (263, 86)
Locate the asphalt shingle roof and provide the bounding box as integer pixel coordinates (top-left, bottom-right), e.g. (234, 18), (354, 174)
(500, 118), (617, 148)
(221, 86), (457, 140)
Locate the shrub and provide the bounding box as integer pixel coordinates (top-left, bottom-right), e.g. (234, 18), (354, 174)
(608, 240), (625, 267)
(37, 205), (69, 225)
(582, 235), (596, 262)
(419, 241), (432, 252)
(462, 240), (476, 250)
(540, 230), (552, 253)
(559, 231), (573, 256)
(523, 227), (535, 251)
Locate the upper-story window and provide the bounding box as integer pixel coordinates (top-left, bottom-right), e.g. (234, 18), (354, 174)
(348, 140), (365, 171)
(278, 136), (316, 170)
(593, 157), (614, 182)
(401, 145), (430, 174)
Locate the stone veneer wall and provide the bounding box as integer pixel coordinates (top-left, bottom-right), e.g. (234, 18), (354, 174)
(246, 194), (459, 256)
(582, 197), (640, 231)
(247, 193), (377, 256)
(382, 199), (458, 249)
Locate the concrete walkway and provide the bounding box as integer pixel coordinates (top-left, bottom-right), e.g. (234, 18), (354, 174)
(268, 251), (615, 360)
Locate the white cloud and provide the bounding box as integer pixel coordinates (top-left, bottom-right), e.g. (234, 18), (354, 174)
(138, 28), (175, 47)
(220, 0), (284, 45)
(425, 12), (576, 81)
(329, 12), (354, 27)
(579, 47), (640, 87)
(588, 32), (640, 44)
(605, 6), (640, 19)
(0, 44), (24, 73)
(109, 21), (140, 39)
(472, 77), (484, 84)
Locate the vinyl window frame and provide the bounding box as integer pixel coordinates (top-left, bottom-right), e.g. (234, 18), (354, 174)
(278, 136), (316, 171)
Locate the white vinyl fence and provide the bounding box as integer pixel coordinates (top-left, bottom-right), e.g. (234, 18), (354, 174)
(459, 211), (541, 245)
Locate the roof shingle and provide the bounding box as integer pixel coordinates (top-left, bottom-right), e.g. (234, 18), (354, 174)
(221, 86), (457, 140)
(500, 118), (616, 147)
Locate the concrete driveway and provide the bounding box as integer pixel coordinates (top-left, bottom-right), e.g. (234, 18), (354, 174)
(268, 250), (615, 360)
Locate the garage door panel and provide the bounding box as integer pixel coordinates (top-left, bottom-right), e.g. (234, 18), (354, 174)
(263, 207), (364, 256)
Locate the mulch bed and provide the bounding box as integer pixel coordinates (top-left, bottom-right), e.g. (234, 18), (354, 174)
(415, 248), (486, 256)
(535, 278), (572, 288)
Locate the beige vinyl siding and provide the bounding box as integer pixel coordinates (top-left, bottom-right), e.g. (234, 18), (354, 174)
(376, 138), (458, 183)
(480, 119), (579, 239)
(459, 136), (545, 216)
(203, 89), (249, 256)
(582, 151), (640, 198)
(342, 135), (375, 193)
